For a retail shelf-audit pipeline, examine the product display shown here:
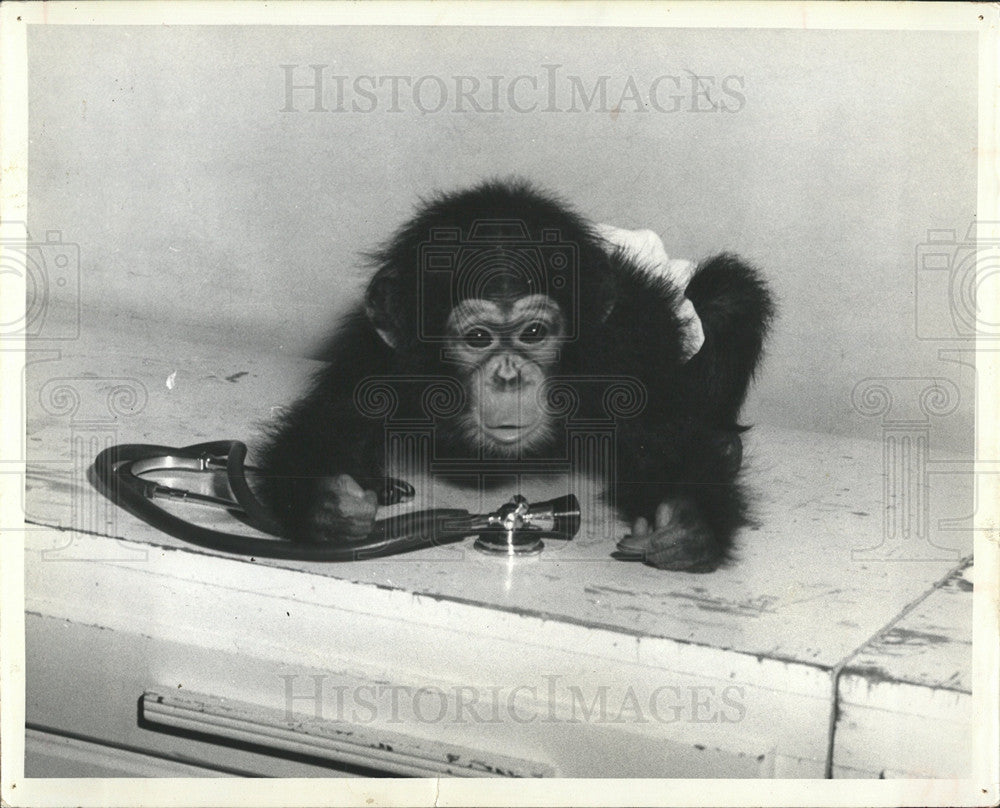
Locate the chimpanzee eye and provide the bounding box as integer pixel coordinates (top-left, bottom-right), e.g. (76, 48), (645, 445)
(520, 322), (549, 344)
(463, 327), (493, 349)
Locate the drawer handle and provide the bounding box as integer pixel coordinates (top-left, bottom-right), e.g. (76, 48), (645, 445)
(141, 689), (554, 778)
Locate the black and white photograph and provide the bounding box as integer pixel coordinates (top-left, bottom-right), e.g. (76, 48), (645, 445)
(1, 2), (997, 805)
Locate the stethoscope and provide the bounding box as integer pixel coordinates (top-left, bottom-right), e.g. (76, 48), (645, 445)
(93, 441), (582, 561)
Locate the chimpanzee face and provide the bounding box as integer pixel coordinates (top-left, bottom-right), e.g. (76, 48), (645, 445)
(445, 293), (565, 454)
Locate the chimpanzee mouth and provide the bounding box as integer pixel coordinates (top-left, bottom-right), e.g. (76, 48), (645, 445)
(484, 424), (536, 443)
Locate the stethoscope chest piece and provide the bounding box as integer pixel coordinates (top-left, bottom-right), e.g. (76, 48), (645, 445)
(472, 494), (578, 557)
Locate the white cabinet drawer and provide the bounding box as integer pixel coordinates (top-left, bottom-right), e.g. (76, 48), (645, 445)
(25, 728), (230, 778)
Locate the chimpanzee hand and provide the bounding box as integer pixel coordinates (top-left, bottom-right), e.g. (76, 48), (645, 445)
(624, 498), (720, 573)
(308, 474), (378, 543)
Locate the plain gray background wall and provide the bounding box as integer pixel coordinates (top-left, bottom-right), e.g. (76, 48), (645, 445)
(28, 25), (979, 453)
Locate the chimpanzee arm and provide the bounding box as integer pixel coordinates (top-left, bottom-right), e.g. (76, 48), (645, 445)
(681, 253), (775, 428)
(257, 311), (391, 540)
(609, 252), (774, 571)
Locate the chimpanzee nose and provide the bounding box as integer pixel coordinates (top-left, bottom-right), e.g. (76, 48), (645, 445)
(492, 356), (522, 386)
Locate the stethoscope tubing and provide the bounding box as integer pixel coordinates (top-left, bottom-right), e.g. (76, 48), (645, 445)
(92, 441), (471, 561)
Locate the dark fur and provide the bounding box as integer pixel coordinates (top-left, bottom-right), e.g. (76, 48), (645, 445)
(258, 179), (774, 570)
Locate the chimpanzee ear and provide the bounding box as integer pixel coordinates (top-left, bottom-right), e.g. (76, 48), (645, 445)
(364, 269), (402, 348)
